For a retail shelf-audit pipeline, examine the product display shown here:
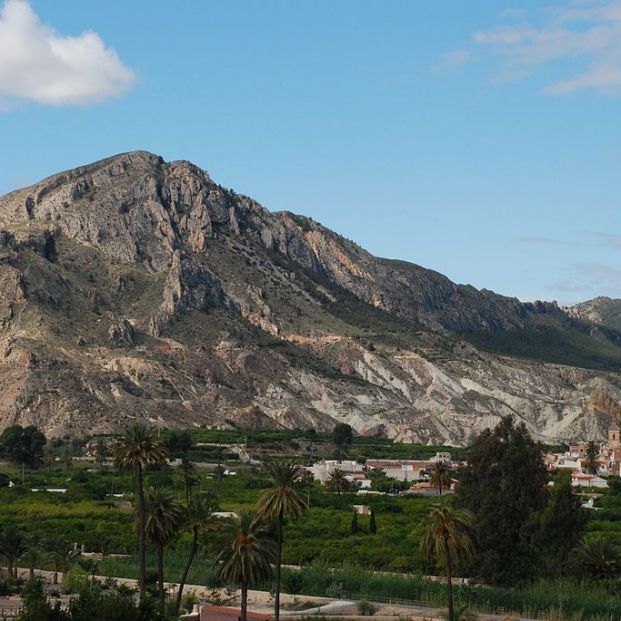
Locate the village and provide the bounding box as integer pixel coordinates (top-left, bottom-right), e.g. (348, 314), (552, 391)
(303, 424), (621, 497)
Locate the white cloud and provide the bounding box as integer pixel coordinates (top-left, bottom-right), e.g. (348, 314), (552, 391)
(470, 1), (621, 95)
(0, 0), (134, 107)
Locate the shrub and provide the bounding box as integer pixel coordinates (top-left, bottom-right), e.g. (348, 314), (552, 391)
(358, 599), (377, 615)
(63, 566), (89, 593)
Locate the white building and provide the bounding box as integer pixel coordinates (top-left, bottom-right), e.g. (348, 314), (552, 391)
(571, 472), (607, 488)
(306, 460), (364, 484)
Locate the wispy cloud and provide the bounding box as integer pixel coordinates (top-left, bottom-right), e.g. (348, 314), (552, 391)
(576, 262), (621, 286)
(0, 0), (135, 108)
(547, 263), (621, 303)
(582, 231), (621, 249)
(469, 1), (621, 95)
(514, 235), (591, 247)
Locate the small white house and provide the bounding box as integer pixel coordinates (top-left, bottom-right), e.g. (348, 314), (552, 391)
(352, 504), (372, 516)
(571, 472), (607, 488)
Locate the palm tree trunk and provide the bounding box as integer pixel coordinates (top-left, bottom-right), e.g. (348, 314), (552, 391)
(7, 560), (13, 579)
(29, 565), (34, 580)
(157, 542), (165, 611)
(275, 508), (283, 621)
(446, 546), (454, 621)
(241, 583), (248, 621)
(175, 529), (198, 614)
(135, 463), (147, 595)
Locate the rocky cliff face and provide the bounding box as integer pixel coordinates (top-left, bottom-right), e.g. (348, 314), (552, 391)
(0, 151), (619, 443)
(568, 297), (621, 332)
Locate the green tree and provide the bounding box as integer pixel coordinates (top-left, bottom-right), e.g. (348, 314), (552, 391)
(43, 447), (55, 473)
(536, 469), (586, 568)
(350, 511), (359, 535)
(369, 510), (377, 534)
(95, 438), (108, 469)
(257, 461), (307, 621)
(176, 457), (200, 505)
(214, 513), (275, 621)
(420, 506), (475, 621)
(455, 416), (548, 585)
(583, 440), (599, 475)
(21, 543), (43, 581)
(0, 523), (27, 578)
(114, 422), (167, 595)
(333, 423), (353, 458)
(44, 540), (76, 585)
(430, 462), (452, 496)
(144, 486), (184, 611)
(575, 538), (621, 580)
(0, 425), (46, 468)
(326, 468), (349, 495)
(608, 476), (621, 495)
(19, 578), (64, 621)
(175, 494), (218, 615)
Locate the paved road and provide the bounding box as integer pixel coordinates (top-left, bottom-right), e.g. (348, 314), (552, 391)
(10, 567), (543, 621)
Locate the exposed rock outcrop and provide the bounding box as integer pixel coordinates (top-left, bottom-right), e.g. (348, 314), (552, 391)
(0, 151), (619, 443)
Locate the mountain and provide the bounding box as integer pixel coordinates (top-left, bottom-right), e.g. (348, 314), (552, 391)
(0, 151), (620, 444)
(568, 297), (621, 333)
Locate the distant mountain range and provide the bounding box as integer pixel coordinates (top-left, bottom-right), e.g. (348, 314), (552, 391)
(0, 151), (619, 444)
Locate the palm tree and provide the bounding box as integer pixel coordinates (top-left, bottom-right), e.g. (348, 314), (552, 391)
(176, 457), (200, 505)
(420, 506), (476, 621)
(576, 538), (621, 579)
(145, 486), (184, 611)
(44, 539), (76, 585)
(257, 461), (307, 621)
(584, 441), (599, 475)
(21, 540), (43, 581)
(175, 494), (218, 615)
(114, 422), (167, 595)
(0, 524), (27, 578)
(326, 468), (349, 495)
(214, 512), (275, 621)
(430, 462), (452, 496)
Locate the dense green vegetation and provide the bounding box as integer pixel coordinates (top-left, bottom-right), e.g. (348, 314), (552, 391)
(464, 317), (621, 370)
(4, 420), (621, 620)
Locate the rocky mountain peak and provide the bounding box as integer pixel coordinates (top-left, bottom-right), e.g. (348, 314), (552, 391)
(0, 152), (619, 443)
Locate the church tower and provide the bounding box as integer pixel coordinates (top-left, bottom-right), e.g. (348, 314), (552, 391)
(609, 422), (621, 449)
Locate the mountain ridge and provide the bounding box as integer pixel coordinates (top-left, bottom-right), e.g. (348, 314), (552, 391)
(0, 151), (619, 444)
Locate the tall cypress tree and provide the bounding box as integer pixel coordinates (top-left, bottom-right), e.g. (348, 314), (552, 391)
(369, 510), (377, 534)
(350, 510), (359, 535)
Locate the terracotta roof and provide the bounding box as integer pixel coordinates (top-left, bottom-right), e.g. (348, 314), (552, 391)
(201, 606), (271, 621)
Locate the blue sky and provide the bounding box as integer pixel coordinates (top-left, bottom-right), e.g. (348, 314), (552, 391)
(1, 0), (620, 305)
